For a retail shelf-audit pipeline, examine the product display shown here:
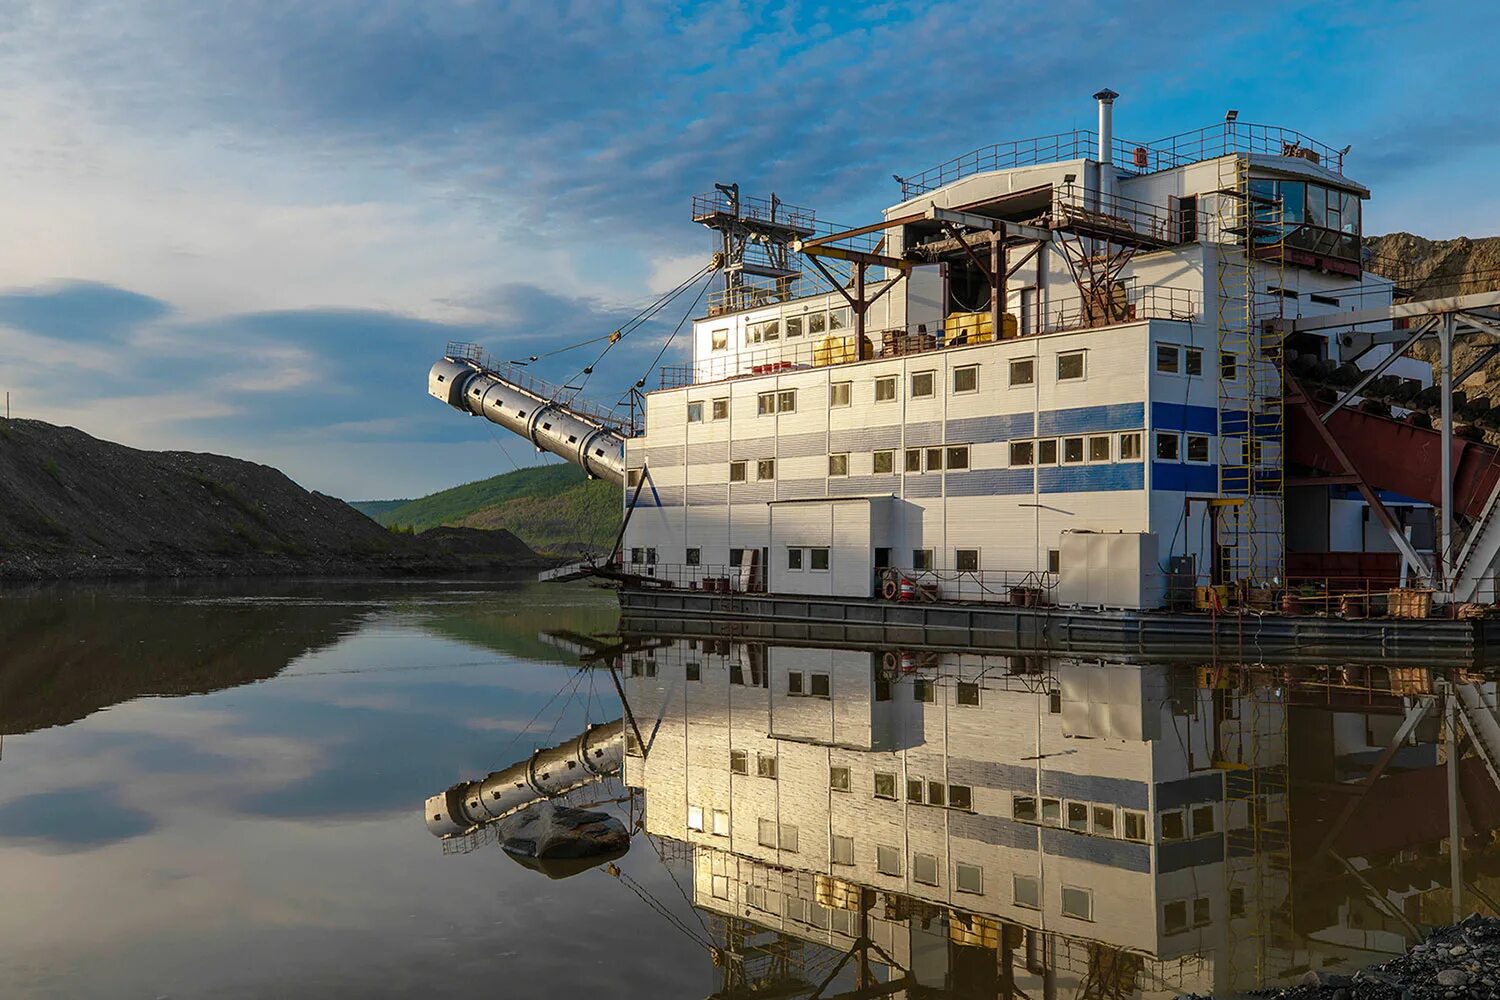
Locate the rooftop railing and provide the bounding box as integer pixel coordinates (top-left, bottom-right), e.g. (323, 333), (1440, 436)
(896, 121), (1346, 198)
(659, 284), (1202, 389)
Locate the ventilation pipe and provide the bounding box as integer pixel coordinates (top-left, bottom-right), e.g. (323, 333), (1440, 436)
(1094, 88), (1119, 207)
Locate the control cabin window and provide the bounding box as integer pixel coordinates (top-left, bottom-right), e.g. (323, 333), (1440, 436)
(712, 398), (729, 420)
(904, 448), (922, 473)
(910, 371), (935, 398)
(687, 401), (704, 423)
(711, 328), (728, 351)
(1119, 432), (1143, 461)
(809, 548), (830, 572)
(756, 459), (776, 480)
(1088, 435), (1111, 462)
(830, 381), (851, 407)
(729, 461), (747, 482)
(912, 549), (934, 570)
(1186, 434), (1211, 464)
(873, 450), (894, 474)
(946, 445), (970, 470)
(874, 376), (897, 402)
(1009, 358), (1035, 386)
(955, 549), (979, 573)
(1156, 344), (1180, 374)
(953, 365), (979, 394)
(828, 453), (849, 477)
(1009, 441), (1034, 467)
(1156, 432), (1180, 462)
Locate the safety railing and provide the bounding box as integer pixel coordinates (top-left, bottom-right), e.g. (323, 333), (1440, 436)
(660, 284), (1203, 388)
(876, 567), (1059, 606)
(1052, 185), (1187, 247)
(617, 562), (767, 594)
(896, 122), (1345, 198)
(691, 190), (817, 233)
(445, 341), (640, 435)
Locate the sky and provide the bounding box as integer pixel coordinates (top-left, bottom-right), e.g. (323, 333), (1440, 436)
(1, 1), (1498, 500)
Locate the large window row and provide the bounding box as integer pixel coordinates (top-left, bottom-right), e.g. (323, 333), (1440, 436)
(1007, 431), (1143, 467)
(1013, 875), (1093, 921)
(1012, 793), (1150, 842)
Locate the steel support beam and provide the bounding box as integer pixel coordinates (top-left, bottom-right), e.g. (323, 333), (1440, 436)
(796, 211), (924, 250)
(1441, 313), (1455, 586)
(1448, 689), (1464, 920)
(1289, 289), (1500, 333)
(795, 242), (912, 272)
(1456, 344), (1500, 391)
(1320, 318), (1435, 422)
(925, 205), (1052, 245)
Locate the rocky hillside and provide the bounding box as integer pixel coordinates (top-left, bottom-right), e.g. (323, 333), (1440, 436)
(0, 419), (548, 579)
(1366, 233), (1500, 417)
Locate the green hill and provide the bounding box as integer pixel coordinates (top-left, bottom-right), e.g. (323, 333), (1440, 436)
(352, 464), (621, 556)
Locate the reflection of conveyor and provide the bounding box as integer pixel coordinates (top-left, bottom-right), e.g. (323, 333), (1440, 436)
(424, 719), (624, 839)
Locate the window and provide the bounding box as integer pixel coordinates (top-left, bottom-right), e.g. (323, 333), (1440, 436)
(1057, 351), (1085, 381)
(1009, 358), (1035, 386)
(810, 548), (830, 571)
(874, 773), (897, 800)
(830, 766), (851, 792)
(949, 785), (972, 811)
(1190, 803), (1217, 837)
(787, 547), (803, 571)
(1088, 435), (1111, 462)
(1186, 434), (1210, 464)
(712, 809), (729, 836)
(1047, 549), (1061, 574)
(758, 818), (778, 848)
(627, 468), (644, 489)
(686, 661), (701, 681)
(808, 312), (827, 335)
(1038, 438), (1058, 465)
(788, 670), (804, 694)
(955, 550), (979, 573)
(1163, 900), (1188, 934)
(913, 679), (935, 703)
(1193, 896), (1211, 927)
(913, 853), (939, 886)
(1013, 795), (1038, 822)
(1009, 440), (1034, 467)
(1066, 801), (1089, 832)
(687, 401), (704, 422)
(778, 390), (796, 413)
(711, 875), (730, 899)
(1118, 432), (1143, 462)
(810, 673), (830, 696)
(757, 458), (776, 480)
(830, 307), (850, 329)
(1014, 874), (1040, 909)
(927, 781), (945, 807)
(780, 824), (799, 853)
(1060, 886), (1093, 921)
(646, 548), (657, 564)
(875, 376), (897, 402)
(686, 547), (701, 566)
(1160, 809), (1186, 842)
(785, 315), (803, 339)
(1041, 798), (1062, 826)
(711, 328), (728, 351)
(1155, 432), (1180, 461)
(1123, 810), (1148, 842)
(911, 371), (935, 398)
(629, 547), (644, 565)
(946, 445), (970, 470)
(832, 834), (855, 865)
(1156, 343), (1181, 374)
(712, 398), (729, 420)
(1220, 352), (1237, 381)
(1062, 436), (1085, 464)
(912, 548), (934, 570)
(757, 754), (778, 779)
(876, 845), (902, 876)
(730, 750), (748, 774)
(953, 365), (979, 393)
(1186, 347), (1204, 376)
(925, 447), (944, 472)
(688, 805), (704, 831)
(873, 450), (894, 474)
(876, 676), (891, 701)
(830, 381), (851, 407)
(828, 453), (849, 477)
(729, 461), (747, 482)
(956, 863), (983, 894)
(1230, 887), (1246, 917)
(1092, 805), (1116, 837)
(901, 448), (921, 473)
(758, 392), (776, 416)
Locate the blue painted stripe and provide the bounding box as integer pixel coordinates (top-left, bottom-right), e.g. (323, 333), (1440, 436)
(947, 412), (1035, 443)
(1151, 462), (1218, 492)
(1039, 463), (1145, 493)
(1038, 402), (1144, 436)
(1219, 409), (1249, 435)
(903, 420), (944, 447)
(1041, 827), (1152, 873)
(1043, 773), (1150, 810)
(1151, 401), (1217, 435)
(946, 468), (1034, 496)
(903, 475), (942, 498)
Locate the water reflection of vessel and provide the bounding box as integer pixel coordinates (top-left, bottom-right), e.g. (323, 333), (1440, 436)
(608, 635), (1500, 997)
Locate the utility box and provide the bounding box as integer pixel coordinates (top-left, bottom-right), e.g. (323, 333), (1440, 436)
(1056, 531), (1164, 610)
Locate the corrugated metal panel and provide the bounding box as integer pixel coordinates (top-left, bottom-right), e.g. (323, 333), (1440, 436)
(946, 413), (1036, 443)
(829, 474), (899, 496)
(903, 420), (944, 447)
(1039, 464), (1145, 493)
(685, 441), (727, 464)
(642, 444), (685, 466)
(1040, 827), (1152, 873)
(685, 483), (727, 506)
(830, 425), (902, 452)
(730, 436), (776, 460)
(1151, 402), (1217, 434)
(729, 482), (775, 503)
(777, 477), (826, 500)
(1037, 402), (1145, 436)
(946, 469), (1034, 496)
(949, 811), (1038, 849)
(777, 430), (828, 458)
(903, 476), (942, 499)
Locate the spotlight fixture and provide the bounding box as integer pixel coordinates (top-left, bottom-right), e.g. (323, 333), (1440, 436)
(1224, 109), (1239, 123)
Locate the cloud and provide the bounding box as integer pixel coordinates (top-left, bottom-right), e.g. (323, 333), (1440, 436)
(0, 785), (156, 852)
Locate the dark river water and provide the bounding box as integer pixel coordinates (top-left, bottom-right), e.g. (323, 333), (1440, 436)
(2, 578), (1495, 998)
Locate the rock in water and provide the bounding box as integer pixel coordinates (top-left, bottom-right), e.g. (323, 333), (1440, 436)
(499, 802), (629, 863)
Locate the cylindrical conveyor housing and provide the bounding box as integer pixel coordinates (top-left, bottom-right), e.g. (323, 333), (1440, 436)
(429, 358), (627, 485)
(424, 719), (625, 838)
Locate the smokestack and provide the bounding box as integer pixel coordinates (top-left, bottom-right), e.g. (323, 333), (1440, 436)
(1094, 89), (1119, 165)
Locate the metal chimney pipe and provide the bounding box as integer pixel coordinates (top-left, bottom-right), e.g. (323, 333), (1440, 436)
(1094, 89), (1119, 164)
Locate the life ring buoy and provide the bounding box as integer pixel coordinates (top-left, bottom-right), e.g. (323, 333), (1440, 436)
(881, 651), (900, 672)
(881, 577), (899, 600)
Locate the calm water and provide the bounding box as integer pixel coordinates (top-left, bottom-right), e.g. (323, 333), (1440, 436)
(2, 578), (1495, 997)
